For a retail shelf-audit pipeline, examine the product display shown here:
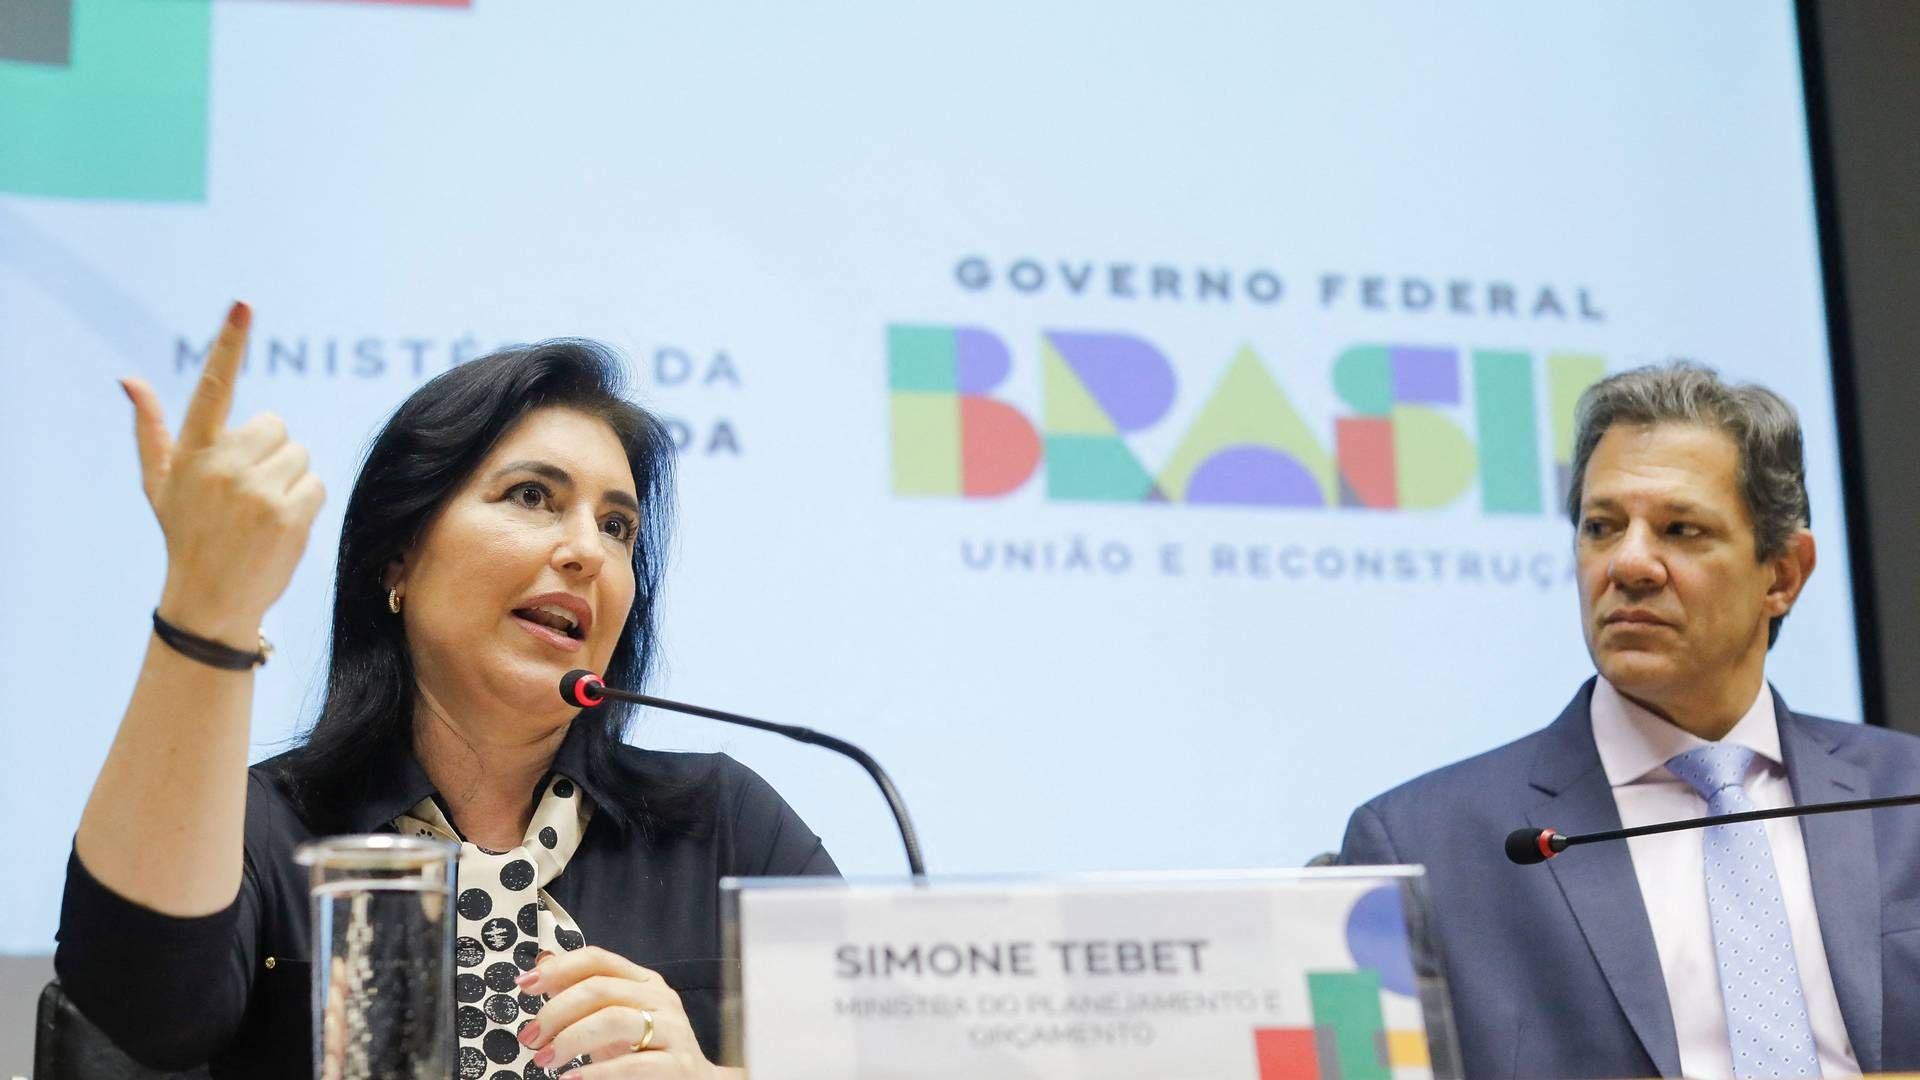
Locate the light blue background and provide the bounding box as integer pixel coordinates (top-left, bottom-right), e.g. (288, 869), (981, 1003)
(0, 2), (1855, 953)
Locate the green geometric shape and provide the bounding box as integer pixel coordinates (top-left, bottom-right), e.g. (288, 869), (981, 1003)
(1307, 970), (1390, 1080)
(1157, 345), (1334, 502)
(1392, 405), (1476, 509)
(887, 325), (957, 392)
(1473, 350), (1543, 513)
(0, 0), (210, 200)
(1332, 344), (1394, 416)
(1042, 341), (1116, 435)
(1548, 353), (1607, 464)
(890, 392), (960, 495)
(1044, 435), (1154, 501)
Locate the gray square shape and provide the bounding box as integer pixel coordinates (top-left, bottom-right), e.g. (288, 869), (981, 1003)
(0, 0), (73, 66)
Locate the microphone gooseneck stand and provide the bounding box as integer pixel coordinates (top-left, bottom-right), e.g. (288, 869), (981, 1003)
(1506, 790), (1920, 865)
(560, 670), (926, 878)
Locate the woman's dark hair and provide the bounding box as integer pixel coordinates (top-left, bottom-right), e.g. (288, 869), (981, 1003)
(281, 340), (682, 833)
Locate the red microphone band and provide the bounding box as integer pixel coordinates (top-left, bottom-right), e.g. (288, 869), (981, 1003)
(1536, 828), (1560, 861)
(568, 671), (607, 707)
(572, 672), (602, 707)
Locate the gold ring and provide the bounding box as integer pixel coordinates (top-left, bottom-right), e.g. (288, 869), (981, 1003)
(629, 1008), (655, 1053)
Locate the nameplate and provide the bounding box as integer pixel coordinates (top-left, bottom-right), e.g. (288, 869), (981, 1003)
(722, 869), (1448, 1080)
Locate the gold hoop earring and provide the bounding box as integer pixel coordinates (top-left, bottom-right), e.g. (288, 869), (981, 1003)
(387, 588), (402, 614)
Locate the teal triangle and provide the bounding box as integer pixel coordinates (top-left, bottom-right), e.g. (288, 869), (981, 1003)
(1045, 435), (1153, 502)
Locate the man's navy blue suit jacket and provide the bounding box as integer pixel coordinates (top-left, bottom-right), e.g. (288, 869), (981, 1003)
(1339, 680), (1920, 1079)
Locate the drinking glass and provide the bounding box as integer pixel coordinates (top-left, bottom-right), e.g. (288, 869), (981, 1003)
(295, 834), (458, 1080)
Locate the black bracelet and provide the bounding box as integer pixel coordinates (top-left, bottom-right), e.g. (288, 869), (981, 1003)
(151, 610), (273, 671)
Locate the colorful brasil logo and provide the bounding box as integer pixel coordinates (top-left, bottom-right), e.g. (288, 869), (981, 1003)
(0, 0), (465, 202)
(1253, 884), (1430, 1080)
(889, 325), (1606, 513)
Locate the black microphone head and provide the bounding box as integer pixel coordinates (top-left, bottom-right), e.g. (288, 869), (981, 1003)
(1505, 828), (1553, 865)
(560, 669), (606, 708)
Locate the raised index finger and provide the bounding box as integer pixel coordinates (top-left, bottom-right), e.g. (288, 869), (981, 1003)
(177, 301), (252, 451)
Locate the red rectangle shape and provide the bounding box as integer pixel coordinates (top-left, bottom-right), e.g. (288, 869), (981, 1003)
(1255, 1027), (1321, 1080)
(1336, 416), (1397, 508)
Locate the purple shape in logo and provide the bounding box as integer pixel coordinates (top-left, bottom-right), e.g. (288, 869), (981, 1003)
(1391, 346), (1459, 404)
(1046, 331), (1176, 433)
(1345, 884), (1417, 997)
(955, 328), (1011, 394)
(1185, 446), (1323, 506)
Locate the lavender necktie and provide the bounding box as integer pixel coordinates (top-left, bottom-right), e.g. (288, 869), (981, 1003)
(1666, 743), (1822, 1079)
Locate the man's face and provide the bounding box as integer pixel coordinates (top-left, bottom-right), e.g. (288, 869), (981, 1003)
(1575, 422), (1801, 715)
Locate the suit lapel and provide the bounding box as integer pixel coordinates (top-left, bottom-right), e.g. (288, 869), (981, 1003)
(1778, 696), (1882, 1073)
(1532, 683), (1682, 1077)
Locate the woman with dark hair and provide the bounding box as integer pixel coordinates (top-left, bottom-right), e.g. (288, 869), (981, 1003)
(57, 303), (833, 1078)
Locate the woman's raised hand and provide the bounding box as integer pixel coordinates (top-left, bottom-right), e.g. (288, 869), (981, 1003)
(75, 302), (324, 915)
(123, 302), (325, 644)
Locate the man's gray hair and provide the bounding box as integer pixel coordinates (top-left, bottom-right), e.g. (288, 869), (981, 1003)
(1565, 361), (1811, 645)
(1565, 361), (1810, 557)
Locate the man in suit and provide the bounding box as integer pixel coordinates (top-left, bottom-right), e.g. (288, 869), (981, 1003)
(1341, 362), (1920, 1079)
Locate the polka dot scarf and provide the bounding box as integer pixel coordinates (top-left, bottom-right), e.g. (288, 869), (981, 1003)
(396, 774), (592, 1079)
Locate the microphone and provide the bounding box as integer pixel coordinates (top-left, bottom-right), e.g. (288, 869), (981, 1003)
(1506, 789), (1920, 865)
(560, 670), (926, 877)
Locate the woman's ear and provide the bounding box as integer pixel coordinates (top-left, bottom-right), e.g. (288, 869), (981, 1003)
(381, 557), (406, 594)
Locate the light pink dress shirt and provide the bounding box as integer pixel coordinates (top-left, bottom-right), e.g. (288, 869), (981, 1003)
(1589, 675), (1859, 1079)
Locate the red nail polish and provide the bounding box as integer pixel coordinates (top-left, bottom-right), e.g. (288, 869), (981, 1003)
(532, 1046), (555, 1068)
(517, 1021), (541, 1047)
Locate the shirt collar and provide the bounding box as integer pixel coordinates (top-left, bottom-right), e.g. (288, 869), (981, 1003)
(1590, 674), (1782, 787)
(345, 742), (438, 834)
(344, 717), (606, 834)
(549, 717), (617, 813)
